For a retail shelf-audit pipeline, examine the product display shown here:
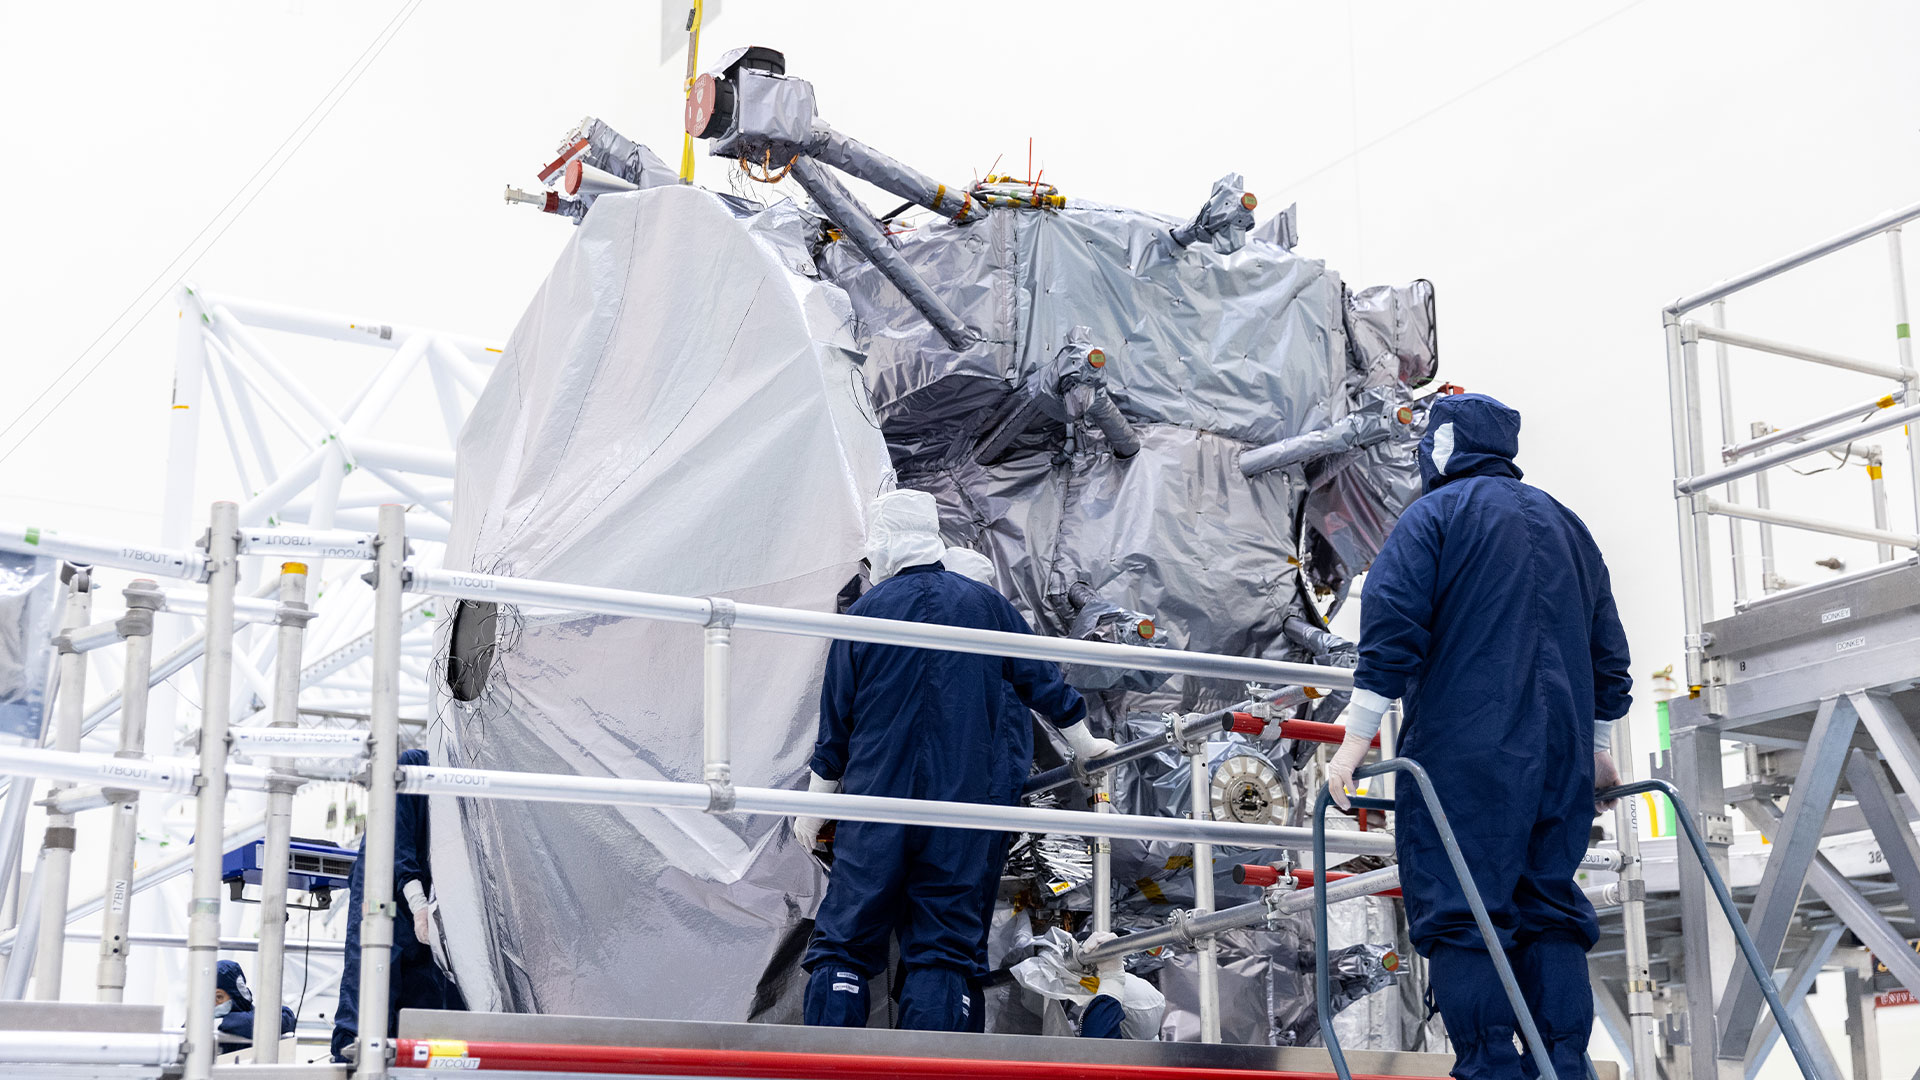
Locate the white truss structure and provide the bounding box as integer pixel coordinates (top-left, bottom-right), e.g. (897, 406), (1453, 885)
(0, 285), (498, 1028)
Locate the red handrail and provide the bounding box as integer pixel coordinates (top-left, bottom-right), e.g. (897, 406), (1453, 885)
(393, 1038), (1416, 1079)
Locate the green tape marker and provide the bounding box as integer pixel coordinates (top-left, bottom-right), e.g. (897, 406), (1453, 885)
(23, 527), (39, 545)
(1899, 323), (1911, 339)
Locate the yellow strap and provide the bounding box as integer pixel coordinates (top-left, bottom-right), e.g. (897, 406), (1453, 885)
(931, 184), (947, 211)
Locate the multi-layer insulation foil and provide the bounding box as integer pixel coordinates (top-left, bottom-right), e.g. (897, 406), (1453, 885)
(444, 121), (1436, 1039)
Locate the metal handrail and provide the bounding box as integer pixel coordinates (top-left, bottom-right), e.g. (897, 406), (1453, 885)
(1594, 780), (1829, 1080)
(1311, 769), (1833, 1080)
(1312, 758), (1558, 1080)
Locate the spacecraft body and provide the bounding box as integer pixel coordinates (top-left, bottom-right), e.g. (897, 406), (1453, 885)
(434, 47), (1437, 1044)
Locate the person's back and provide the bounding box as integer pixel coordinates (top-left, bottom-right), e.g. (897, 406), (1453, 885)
(827, 565), (1062, 804)
(1327, 393), (1631, 1080)
(797, 491), (1099, 1032)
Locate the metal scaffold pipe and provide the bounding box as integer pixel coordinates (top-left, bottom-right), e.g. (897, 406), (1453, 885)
(250, 562), (313, 1061)
(355, 506), (407, 1079)
(32, 570), (94, 1001)
(94, 579), (162, 1003)
(408, 567), (1353, 691)
(182, 502), (239, 1080)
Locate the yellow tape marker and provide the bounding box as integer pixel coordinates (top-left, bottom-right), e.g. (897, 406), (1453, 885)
(1869, 464), (1884, 480)
(1079, 975), (1101, 994)
(428, 1039), (469, 1057)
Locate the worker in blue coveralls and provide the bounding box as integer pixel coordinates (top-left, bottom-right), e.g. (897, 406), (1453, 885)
(1324, 393), (1632, 1080)
(331, 748), (467, 1062)
(791, 490), (1113, 1031)
(213, 959), (299, 1050)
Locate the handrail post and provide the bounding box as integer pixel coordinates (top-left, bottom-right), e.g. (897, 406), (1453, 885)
(251, 562), (314, 1061)
(1314, 758), (1557, 1080)
(356, 506), (407, 1078)
(1887, 227), (1920, 532)
(1710, 301), (1750, 607)
(1596, 780), (1831, 1080)
(1187, 741), (1220, 1043)
(95, 579), (163, 1002)
(1609, 721), (1658, 1080)
(1091, 773), (1112, 935)
(1667, 316), (1710, 693)
(30, 567), (94, 1000)
(182, 501), (239, 1080)
(702, 600), (735, 811)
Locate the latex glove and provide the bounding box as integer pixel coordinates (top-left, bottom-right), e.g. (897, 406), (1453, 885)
(1325, 728), (1372, 812)
(791, 771), (840, 849)
(1325, 690), (1389, 811)
(402, 879), (432, 944)
(1083, 930), (1125, 996)
(1593, 750), (1621, 815)
(1059, 720), (1117, 761)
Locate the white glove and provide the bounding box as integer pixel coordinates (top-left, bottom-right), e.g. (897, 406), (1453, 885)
(791, 771), (840, 849)
(1593, 750), (1621, 814)
(402, 879), (432, 944)
(1083, 930), (1125, 997)
(1325, 689), (1390, 811)
(1060, 720), (1117, 761)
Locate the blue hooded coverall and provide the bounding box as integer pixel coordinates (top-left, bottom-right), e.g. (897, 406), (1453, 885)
(1354, 394), (1631, 1080)
(803, 562), (1088, 1031)
(331, 748), (467, 1061)
(215, 958), (299, 1049)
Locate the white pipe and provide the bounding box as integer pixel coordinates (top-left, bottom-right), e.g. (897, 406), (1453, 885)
(350, 439), (457, 479)
(206, 333), (282, 481)
(1092, 774), (1112, 936)
(95, 582), (160, 1002)
(0, 851), (44, 998)
(427, 335), (490, 398)
(1667, 200), (1920, 315)
(1678, 400), (1920, 494)
(1889, 228), (1920, 535)
(357, 506), (406, 1079)
(56, 619), (122, 654)
(33, 576), (93, 1000)
(1689, 323), (1908, 383)
(164, 286), (211, 550)
(408, 567), (1352, 690)
(198, 291), (503, 365)
(397, 764), (1398, 855)
(1869, 450), (1893, 564)
(342, 335), (432, 437)
(252, 564), (310, 1062)
(158, 591), (281, 624)
(0, 1031), (182, 1066)
(183, 502), (238, 1080)
(237, 527), (375, 561)
(1725, 393), (1901, 460)
(0, 524), (206, 581)
(702, 614), (733, 793)
(0, 816), (267, 959)
(1189, 743), (1220, 1043)
(1711, 302), (1750, 608)
(1703, 498), (1920, 550)
(210, 305), (349, 435)
(67, 930), (347, 955)
(237, 444), (327, 527)
(1611, 718), (1659, 1080)
(230, 728), (367, 760)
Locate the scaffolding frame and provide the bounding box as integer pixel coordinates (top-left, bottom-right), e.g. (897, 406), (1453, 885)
(1659, 202), (1920, 1080)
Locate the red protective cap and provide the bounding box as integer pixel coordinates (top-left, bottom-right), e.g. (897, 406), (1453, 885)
(564, 159), (585, 196)
(1229, 711), (1264, 735)
(542, 191), (560, 214)
(1087, 348), (1107, 369)
(1395, 405), (1414, 425)
(686, 72), (721, 137)
(1232, 863), (1281, 887)
(1135, 618), (1155, 640)
(1240, 192), (1258, 210)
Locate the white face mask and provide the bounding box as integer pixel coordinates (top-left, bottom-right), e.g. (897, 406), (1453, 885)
(213, 1000), (233, 1019)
